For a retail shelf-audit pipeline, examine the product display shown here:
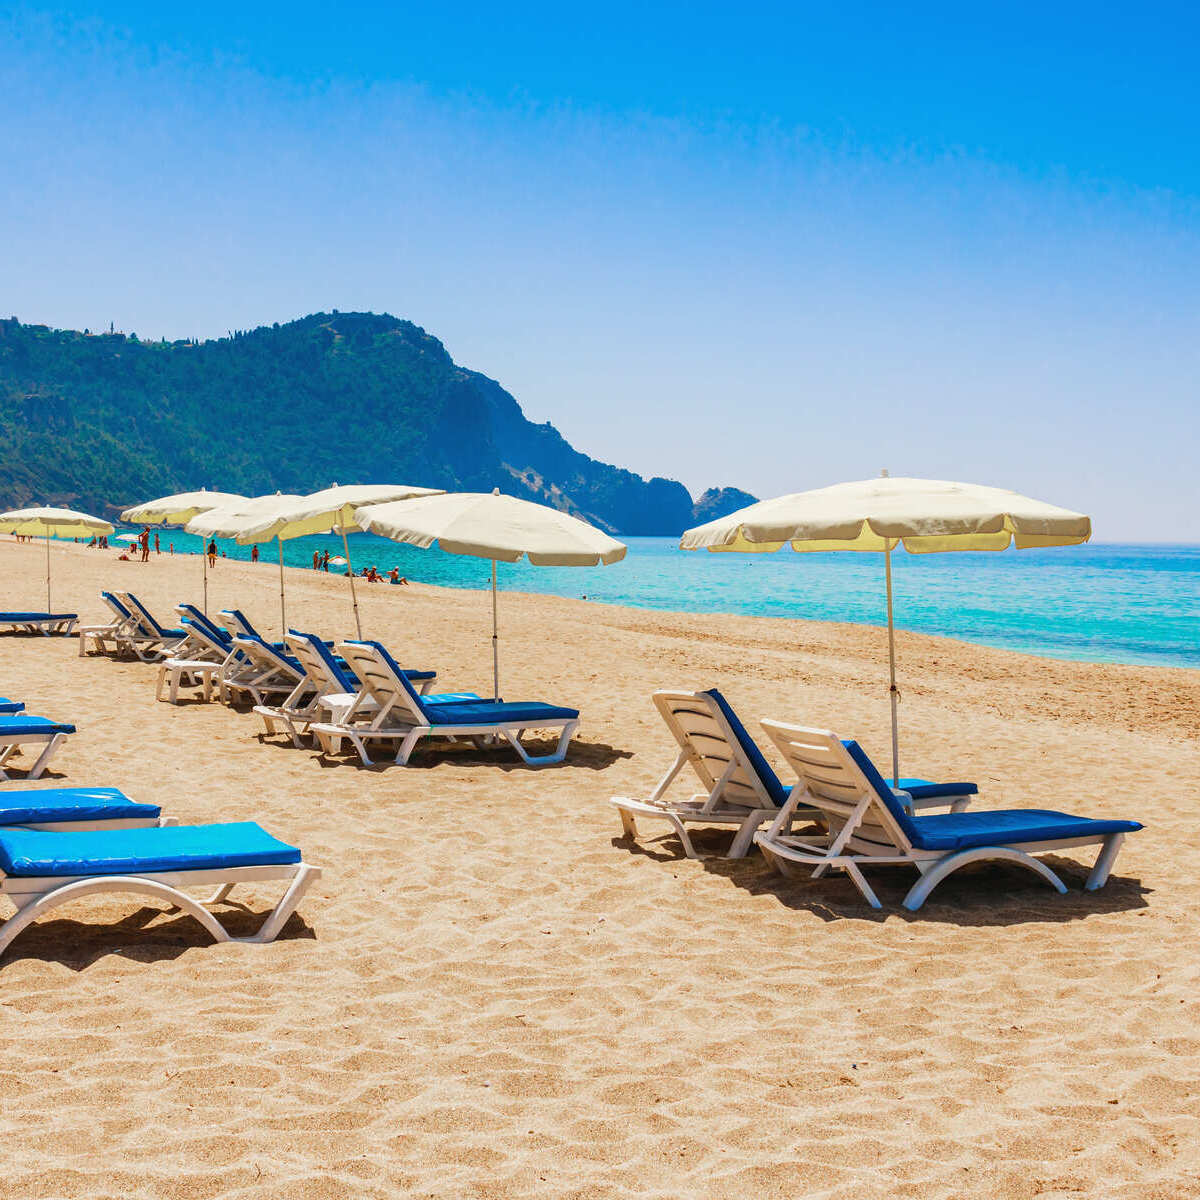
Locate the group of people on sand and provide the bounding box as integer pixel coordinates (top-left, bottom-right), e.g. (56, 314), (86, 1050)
(303, 548), (407, 584)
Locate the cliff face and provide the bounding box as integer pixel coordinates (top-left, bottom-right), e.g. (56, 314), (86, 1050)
(691, 487), (758, 525)
(0, 312), (746, 535)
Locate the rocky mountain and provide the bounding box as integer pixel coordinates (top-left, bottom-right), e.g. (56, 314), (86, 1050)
(0, 312), (755, 535)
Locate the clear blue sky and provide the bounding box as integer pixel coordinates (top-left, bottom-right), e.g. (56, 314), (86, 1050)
(3, 3), (1198, 540)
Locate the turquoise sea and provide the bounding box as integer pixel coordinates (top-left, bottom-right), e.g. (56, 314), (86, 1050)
(117, 529), (1200, 671)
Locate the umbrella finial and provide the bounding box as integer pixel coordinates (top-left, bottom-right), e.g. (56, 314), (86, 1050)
(880, 468), (889, 477)
(492, 487), (500, 495)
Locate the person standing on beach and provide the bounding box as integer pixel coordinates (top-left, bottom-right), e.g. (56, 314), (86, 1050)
(321, 550), (330, 571)
(207, 539), (217, 567)
(139, 527), (150, 562)
(154, 532), (160, 555)
(312, 550), (320, 570)
(251, 545), (259, 563)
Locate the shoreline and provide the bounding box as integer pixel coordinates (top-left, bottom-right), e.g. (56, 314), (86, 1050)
(52, 537), (1200, 677)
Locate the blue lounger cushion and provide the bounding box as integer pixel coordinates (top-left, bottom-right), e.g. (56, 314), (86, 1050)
(0, 821), (302, 877)
(424, 692), (482, 704)
(423, 700), (579, 726)
(906, 809), (1144, 852)
(843, 740), (1141, 852)
(293, 631), (434, 690)
(348, 640), (573, 726)
(0, 715), (76, 735)
(895, 778), (979, 801)
(0, 787), (160, 826)
(703, 689), (790, 807)
(179, 606), (233, 645)
(0, 613), (77, 622)
(0, 699), (25, 714)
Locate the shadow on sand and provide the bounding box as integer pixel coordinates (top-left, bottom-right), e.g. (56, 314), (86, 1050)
(611, 826), (1150, 927)
(0, 905), (318, 970)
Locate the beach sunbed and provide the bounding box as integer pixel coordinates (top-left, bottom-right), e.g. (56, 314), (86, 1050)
(220, 635), (308, 707)
(0, 787), (165, 831)
(0, 699), (25, 714)
(155, 614), (243, 704)
(174, 605), (235, 660)
(0, 613), (78, 636)
(78, 592), (138, 657)
(0, 821), (321, 958)
(755, 720), (1142, 911)
(312, 640), (577, 767)
(610, 689), (978, 859)
(114, 592), (187, 661)
(255, 631), (438, 747)
(0, 714), (75, 780)
(609, 689), (810, 858)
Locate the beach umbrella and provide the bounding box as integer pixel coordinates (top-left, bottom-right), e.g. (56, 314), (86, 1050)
(186, 494), (304, 631)
(232, 483), (444, 638)
(355, 489), (626, 699)
(115, 533), (140, 543)
(0, 506), (115, 611)
(329, 556), (347, 567)
(120, 490), (248, 614)
(681, 474), (1091, 784)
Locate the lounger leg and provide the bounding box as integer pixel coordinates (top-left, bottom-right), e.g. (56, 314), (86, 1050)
(841, 862), (882, 909)
(902, 847), (1068, 912)
(727, 812), (766, 859)
(392, 729), (421, 766)
(502, 720), (578, 767)
(1086, 833), (1125, 891)
(26, 734), (65, 780)
(618, 808), (638, 840)
(241, 865), (321, 943)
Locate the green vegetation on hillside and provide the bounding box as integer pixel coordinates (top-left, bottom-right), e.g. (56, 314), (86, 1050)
(0, 312), (752, 534)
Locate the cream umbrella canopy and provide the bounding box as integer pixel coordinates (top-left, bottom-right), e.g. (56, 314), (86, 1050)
(0, 506), (115, 610)
(681, 475), (1092, 784)
(355, 489), (627, 699)
(185, 494), (304, 631)
(120, 490), (248, 614)
(230, 484), (445, 638)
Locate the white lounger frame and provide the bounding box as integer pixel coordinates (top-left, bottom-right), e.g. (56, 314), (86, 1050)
(78, 594), (137, 657)
(0, 861), (321, 958)
(755, 720), (1130, 911)
(311, 641), (578, 767)
(609, 689), (809, 859)
(221, 637), (307, 707)
(0, 731), (70, 781)
(0, 615), (77, 636)
(113, 593), (187, 662)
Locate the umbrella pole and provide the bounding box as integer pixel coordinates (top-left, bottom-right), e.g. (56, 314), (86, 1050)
(341, 527), (362, 639)
(277, 537), (287, 632)
(491, 559), (499, 701)
(884, 542), (900, 786)
(202, 545), (208, 615)
(45, 535), (51, 611)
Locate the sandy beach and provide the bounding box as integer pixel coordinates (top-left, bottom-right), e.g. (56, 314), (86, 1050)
(1, 538), (1198, 1199)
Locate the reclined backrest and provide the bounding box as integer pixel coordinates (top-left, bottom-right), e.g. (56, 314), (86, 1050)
(652, 689), (787, 809)
(177, 604), (232, 646)
(101, 591), (132, 620)
(336, 641), (427, 724)
(232, 634), (301, 680)
(121, 593), (171, 638)
(219, 609), (258, 639)
(180, 617), (234, 659)
(287, 632), (356, 695)
(759, 720), (916, 855)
